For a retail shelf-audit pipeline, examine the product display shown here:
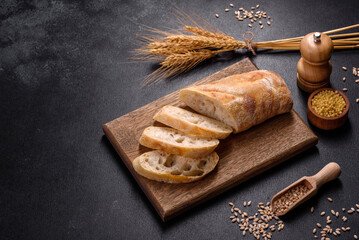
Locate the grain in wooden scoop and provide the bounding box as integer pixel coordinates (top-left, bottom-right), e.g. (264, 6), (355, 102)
(270, 163), (341, 216)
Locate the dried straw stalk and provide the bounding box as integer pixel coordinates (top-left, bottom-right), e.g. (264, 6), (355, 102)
(134, 13), (359, 85)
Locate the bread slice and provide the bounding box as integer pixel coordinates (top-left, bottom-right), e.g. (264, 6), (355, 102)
(153, 105), (233, 139)
(139, 126), (219, 158)
(132, 150), (219, 183)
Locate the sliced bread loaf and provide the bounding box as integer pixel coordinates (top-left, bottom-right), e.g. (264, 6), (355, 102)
(153, 105), (233, 139)
(179, 70), (293, 133)
(132, 150), (219, 183)
(139, 126), (219, 158)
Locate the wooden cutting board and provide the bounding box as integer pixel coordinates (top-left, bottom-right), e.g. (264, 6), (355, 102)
(103, 58), (318, 222)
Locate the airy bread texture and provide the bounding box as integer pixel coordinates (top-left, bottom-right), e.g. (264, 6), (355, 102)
(179, 70), (293, 133)
(139, 126), (219, 158)
(153, 105), (233, 139)
(132, 150), (219, 183)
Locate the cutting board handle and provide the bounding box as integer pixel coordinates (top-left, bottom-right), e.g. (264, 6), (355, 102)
(312, 162), (341, 188)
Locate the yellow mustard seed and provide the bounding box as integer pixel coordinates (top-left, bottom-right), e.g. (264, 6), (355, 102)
(311, 90), (346, 118)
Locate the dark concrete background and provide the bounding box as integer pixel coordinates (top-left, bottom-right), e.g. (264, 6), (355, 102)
(1, 0), (358, 239)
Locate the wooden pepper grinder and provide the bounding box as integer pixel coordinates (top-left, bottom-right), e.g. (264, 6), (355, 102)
(297, 32), (333, 93)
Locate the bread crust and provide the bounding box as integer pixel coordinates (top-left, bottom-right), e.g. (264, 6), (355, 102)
(179, 70), (293, 133)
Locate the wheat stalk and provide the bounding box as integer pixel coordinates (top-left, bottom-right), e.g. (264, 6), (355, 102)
(144, 50), (222, 84)
(184, 26), (236, 41)
(166, 35), (242, 50)
(134, 14), (359, 85)
(136, 23), (244, 85)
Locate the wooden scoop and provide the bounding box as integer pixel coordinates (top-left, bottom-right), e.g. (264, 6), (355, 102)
(271, 162), (341, 216)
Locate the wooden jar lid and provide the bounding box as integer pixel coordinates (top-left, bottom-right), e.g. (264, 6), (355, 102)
(307, 88), (349, 130)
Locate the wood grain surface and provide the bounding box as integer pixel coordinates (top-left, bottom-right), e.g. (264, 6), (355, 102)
(102, 58), (318, 221)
